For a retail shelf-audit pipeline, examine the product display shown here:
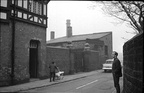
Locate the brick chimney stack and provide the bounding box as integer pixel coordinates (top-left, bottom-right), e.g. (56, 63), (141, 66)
(66, 19), (72, 37)
(50, 31), (55, 39)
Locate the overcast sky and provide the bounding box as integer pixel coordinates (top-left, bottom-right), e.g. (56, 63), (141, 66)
(47, 1), (136, 53)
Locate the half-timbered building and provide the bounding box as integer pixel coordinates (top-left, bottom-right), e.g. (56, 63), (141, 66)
(0, 0), (49, 86)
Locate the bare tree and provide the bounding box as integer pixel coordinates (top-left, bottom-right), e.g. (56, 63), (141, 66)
(92, 1), (144, 34)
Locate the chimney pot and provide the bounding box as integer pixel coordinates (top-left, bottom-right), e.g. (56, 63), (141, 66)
(51, 31), (55, 39)
(66, 19), (72, 37)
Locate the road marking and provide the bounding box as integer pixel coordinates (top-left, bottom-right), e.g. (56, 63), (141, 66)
(76, 80), (98, 89)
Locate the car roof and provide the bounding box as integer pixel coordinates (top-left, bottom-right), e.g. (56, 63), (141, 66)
(106, 59), (114, 61)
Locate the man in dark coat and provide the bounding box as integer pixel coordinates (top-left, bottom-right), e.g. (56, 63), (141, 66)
(112, 51), (122, 93)
(49, 61), (58, 82)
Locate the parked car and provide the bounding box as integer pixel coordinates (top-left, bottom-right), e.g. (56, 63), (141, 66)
(102, 59), (114, 72)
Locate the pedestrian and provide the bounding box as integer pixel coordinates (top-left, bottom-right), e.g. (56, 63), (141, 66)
(112, 51), (122, 93)
(49, 61), (58, 82)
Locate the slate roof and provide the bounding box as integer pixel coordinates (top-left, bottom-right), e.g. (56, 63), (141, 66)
(47, 31), (112, 44)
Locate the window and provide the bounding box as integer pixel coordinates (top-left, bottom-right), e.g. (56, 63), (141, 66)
(7, 0), (47, 26)
(11, 0), (18, 5)
(18, 11), (22, 18)
(28, 0), (33, 12)
(30, 41), (38, 48)
(0, 0), (7, 7)
(28, 0), (42, 15)
(43, 4), (46, 15)
(33, 1), (36, 13)
(43, 19), (46, 24)
(28, 14), (33, 21)
(35, 2), (39, 14)
(106, 61), (113, 64)
(0, 12), (7, 19)
(15, 0), (18, 6)
(18, 0), (22, 7)
(38, 3), (42, 15)
(23, 0), (28, 9)
(11, 10), (14, 16)
(30, 17), (33, 21)
(12, 0), (14, 4)
(38, 18), (42, 23)
(34, 16), (37, 22)
(23, 13), (27, 19)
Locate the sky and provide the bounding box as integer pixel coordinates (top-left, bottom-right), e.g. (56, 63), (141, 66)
(47, 1), (136, 54)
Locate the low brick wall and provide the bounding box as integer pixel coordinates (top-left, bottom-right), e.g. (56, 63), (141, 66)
(123, 32), (143, 93)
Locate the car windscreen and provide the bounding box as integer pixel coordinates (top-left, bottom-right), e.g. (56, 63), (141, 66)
(106, 61), (113, 64)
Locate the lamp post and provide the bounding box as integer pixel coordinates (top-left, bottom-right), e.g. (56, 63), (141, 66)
(67, 41), (73, 74)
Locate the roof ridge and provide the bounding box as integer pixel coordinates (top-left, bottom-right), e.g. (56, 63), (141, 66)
(47, 31), (112, 43)
(70, 31), (111, 37)
(48, 36), (66, 41)
(92, 31), (112, 34)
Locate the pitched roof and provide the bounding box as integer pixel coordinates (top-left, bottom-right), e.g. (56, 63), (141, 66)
(47, 31), (112, 44)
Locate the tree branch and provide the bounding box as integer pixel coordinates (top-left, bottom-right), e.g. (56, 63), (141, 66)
(119, 1), (143, 33)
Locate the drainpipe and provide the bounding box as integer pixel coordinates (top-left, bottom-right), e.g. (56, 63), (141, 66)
(11, 0), (16, 85)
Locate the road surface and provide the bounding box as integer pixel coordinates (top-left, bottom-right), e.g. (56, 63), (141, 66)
(19, 71), (123, 93)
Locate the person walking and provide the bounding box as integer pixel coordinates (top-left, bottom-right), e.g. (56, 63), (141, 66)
(112, 51), (122, 93)
(49, 61), (58, 82)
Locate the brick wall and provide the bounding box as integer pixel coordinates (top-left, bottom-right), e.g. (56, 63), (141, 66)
(46, 47), (101, 76)
(123, 32), (143, 93)
(0, 23), (12, 86)
(0, 20), (47, 86)
(46, 47), (71, 77)
(14, 21), (47, 82)
(73, 49), (84, 73)
(71, 41), (86, 49)
(83, 50), (100, 72)
(47, 40), (86, 49)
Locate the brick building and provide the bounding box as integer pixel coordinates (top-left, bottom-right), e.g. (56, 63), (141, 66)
(47, 19), (113, 61)
(0, 0), (49, 86)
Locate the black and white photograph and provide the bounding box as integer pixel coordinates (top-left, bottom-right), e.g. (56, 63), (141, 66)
(0, 0), (143, 93)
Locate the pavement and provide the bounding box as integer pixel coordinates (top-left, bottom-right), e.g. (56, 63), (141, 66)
(0, 70), (123, 93)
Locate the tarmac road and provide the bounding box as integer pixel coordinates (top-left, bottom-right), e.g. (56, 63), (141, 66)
(20, 70), (123, 93)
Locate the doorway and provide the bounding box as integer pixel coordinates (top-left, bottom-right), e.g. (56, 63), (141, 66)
(29, 40), (39, 78)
